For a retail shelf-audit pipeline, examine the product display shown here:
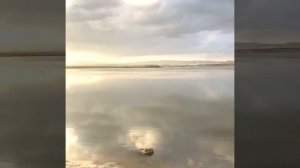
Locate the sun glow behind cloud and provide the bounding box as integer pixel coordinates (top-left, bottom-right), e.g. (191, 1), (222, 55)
(123, 0), (159, 7)
(66, 0), (73, 9)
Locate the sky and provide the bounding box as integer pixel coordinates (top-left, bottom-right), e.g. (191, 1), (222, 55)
(67, 0), (234, 65)
(0, 0), (65, 53)
(236, 0), (300, 43)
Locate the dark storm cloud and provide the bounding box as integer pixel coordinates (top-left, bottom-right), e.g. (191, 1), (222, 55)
(0, 0), (65, 52)
(67, 0), (234, 57)
(236, 0), (300, 43)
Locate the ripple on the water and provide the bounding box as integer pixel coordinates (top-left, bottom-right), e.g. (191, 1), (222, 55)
(66, 161), (125, 168)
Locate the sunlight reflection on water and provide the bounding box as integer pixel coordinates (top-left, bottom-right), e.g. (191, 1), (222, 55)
(66, 67), (234, 168)
(126, 127), (160, 150)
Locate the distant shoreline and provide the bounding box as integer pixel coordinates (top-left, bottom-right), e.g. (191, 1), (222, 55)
(66, 63), (234, 69)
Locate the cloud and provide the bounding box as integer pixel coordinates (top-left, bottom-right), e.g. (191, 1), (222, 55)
(67, 0), (120, 22)
(67, 0), (234, 59)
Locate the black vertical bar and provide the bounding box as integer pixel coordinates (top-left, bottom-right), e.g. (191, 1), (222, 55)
(235, 0), (300, 168)
(0, 0), (65, 167)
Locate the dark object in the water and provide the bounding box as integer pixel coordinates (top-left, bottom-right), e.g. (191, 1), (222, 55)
(141, 148), (154, 156)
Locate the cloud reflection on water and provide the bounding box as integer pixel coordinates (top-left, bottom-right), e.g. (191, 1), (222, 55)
(66, 67), (234, 168)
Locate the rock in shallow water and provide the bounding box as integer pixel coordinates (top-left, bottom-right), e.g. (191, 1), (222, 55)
(141, 148), (154, 156)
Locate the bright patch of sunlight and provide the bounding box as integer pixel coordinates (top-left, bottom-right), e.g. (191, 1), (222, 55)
(124, 0), (159, 7)
(66, 0), (74, 9)
(127, 127), (160, 149)
(66, 128), (78, 151)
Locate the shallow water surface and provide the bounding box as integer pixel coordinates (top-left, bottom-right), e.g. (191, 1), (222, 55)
(66, 67), (234, 168)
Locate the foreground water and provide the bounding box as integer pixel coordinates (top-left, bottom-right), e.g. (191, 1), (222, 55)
(66, 66), (234, 168)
